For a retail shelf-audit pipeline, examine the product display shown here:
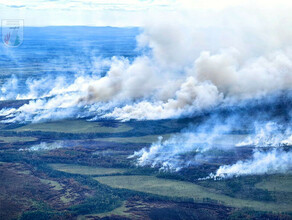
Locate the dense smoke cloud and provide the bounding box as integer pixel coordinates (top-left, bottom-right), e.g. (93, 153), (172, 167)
(1, 3), (292, 122)
(104, 77), (222, 121)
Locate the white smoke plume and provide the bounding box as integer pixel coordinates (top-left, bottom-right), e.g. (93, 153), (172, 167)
(19, 142), (63, 151)
(210, 149), (292, 179)
(129, 119), (243, 171)
(104, 77), (222, 121)
(236, 122), (292, 147)
(131, 120), (292, 176)
(1, 2), (292, 122)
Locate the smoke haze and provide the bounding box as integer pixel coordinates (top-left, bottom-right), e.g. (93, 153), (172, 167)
(130, 109), (292, 177)
(1, 1), (292, 179)
(1, 2), (292, 123)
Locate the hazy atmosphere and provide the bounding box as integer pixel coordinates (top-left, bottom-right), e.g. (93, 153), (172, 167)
(0, 0), (292, 219)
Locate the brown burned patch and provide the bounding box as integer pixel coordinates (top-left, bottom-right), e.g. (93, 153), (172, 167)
(0, 162), (94, 220)
(127, 198), (232, 220)
(88, 197), (292, 220)
(42, 148), (89, 161)
(83, 196), (233, 220)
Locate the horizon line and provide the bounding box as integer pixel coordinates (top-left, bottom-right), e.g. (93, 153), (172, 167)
(21, 25), (141, 28)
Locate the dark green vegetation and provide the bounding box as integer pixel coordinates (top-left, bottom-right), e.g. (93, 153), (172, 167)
(0, 115), (291, 220)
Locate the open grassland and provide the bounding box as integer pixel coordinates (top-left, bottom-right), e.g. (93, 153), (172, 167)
(255, 175), (292, 193)
(49, 163), (127, 175)
(10, 120), (132, 134)
(0, 136), (37, 143)
(255, 175), (292, 205)
(95, 175), (292, 212)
